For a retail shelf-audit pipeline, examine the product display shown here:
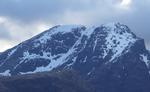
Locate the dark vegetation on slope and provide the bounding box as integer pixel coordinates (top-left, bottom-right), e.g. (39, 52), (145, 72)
(0, 70), (93, 92)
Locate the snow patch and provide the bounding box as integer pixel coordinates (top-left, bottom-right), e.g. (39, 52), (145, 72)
(93, 39), (98, 51)
(140, 54), (150, 67)
(83, 56), (87, 63)
(0, 70), (11, 76)
(8, 48), (17, 57)
(102, 50), (107, 58)
(82, 26), (95, 38)
(22, 51), (51, 61)
(14, 51), (52, 69)
(67, 57), (77, 67)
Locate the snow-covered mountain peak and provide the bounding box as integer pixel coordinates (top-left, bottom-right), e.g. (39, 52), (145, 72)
(50, 25), (85, 33)
(0, 23), (149, 76)
(33, 22), (137, 46)
(34, 25), (85, 44)
(1, 23), (150, 92)
(102, 22), (134, 35)
(100, 23), (138, 62)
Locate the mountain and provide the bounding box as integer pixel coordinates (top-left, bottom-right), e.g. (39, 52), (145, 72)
(0, 22), (150, 92)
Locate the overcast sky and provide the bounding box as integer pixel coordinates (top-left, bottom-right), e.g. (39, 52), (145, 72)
(0, 0), (150, 52)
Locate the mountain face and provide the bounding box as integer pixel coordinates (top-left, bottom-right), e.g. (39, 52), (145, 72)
(0, 23), (150, 92)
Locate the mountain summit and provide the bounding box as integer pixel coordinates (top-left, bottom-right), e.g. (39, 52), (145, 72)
(0, 23), (150, 92)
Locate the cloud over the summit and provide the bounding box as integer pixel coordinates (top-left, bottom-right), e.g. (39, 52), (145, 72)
(0, 0), (150, 51)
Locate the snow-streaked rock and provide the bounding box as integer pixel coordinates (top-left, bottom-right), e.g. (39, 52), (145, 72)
(0, 22), (149, 77)
(140, 54), (150, 68)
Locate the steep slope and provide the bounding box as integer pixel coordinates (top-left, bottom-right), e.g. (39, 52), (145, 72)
(0, 22), (150, 92)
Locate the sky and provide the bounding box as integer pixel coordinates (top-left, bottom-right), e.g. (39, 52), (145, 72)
(0, 0), (150, 52)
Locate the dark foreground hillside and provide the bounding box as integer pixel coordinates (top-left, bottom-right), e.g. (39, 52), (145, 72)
(0, 70), (92, 92)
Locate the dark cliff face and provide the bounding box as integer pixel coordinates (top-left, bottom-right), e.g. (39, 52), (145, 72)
(89, 39), (150, 92)
(0, 23), (150, 92)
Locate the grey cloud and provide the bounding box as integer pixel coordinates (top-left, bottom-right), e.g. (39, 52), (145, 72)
(0, 0), (150, 51)
(0, 26), (11, 40)
(120, 0), (150, 46)
(0, 0), (95, 23)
